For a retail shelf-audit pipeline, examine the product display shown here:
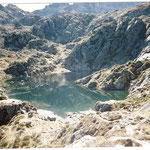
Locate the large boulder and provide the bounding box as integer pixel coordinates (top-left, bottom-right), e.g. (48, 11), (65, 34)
(94, 101), (112, 112)
(0, 89), (7, 100)
(0, 99), (36, 125)
(4, 61), (28, 76)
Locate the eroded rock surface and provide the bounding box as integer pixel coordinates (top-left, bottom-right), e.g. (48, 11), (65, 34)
(0, 99), (36, 125)
(76, 60), (150, 91)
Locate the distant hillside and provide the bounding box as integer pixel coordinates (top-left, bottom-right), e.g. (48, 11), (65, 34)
(33, 2), (140, 17)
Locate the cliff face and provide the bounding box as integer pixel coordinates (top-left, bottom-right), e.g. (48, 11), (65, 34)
(64, 3), (150, 71)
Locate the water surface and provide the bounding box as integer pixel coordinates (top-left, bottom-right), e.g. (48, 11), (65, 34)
(4, 72), (128, 116)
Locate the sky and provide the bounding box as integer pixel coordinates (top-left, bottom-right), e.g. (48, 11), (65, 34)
(0, 0), (148, 12)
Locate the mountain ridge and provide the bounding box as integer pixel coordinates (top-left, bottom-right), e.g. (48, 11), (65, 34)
(33, 2), (141, 17)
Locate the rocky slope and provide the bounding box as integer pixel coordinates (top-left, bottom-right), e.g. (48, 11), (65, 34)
(0, 2), (150, 148)
(64, 2), (150, 71)
(32, 13), (95, 44)
(33, 2), (139, 17)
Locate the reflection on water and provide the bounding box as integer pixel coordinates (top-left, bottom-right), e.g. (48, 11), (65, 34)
(4, 72), (128, 115)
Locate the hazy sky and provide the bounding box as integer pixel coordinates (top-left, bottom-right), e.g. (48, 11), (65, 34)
(0, 0), (148, 12)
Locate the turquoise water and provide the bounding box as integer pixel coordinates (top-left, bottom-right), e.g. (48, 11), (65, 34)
(4, 72), (128, 115)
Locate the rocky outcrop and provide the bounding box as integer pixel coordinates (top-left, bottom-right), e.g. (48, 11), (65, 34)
(5, 4), (30, 19)
(4, 61), (28, 76)
(19, 15), (41, 26)
(0, 4), (41, 27)
(32, 13), (95, 44)
(1, 2), (150, 76)
(76, 60), (150, 91)
(0, 99), (36, 125)
(53, 108), (150, 147)
(2, 25), (66, 55)
(1, 100), (150, 148)
(0, 89), (7, 100)
(4, 54), (56, 76)
(0, 4), (32, 25)
(95, 101), (112, 112)
(0, 96), (150, 148)
(4, 30), (35, 50)
(64, 11), (148, 71)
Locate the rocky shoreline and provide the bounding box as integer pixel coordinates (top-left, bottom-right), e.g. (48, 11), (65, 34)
(0, 81), (150, 148)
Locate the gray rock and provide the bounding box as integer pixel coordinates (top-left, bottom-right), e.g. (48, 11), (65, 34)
(0, 91), (7, 100)
(47, 116), (56, 121)
(4, 61), (28, 76)
(66, 43), (75, 49)
(4, 31), (34, 50)
(0, 99), (36, 125)
(95, 102), (112, 112)
(87, 82), (97, 89)
(76, 76), (91, 85)
(20, 15), (41, 26)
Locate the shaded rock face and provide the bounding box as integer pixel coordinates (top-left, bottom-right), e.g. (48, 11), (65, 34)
(32, 13), (95, 44)
(64, 17), (147, 71)
(74, 3), (150, 92)
(5, 4), (30, 19)
(3, 28), (59, 53)
(4, 55), (56, 77)
(0, 99), (36, 126)
(4, 62), (28, 76)
(33, 2), (139, 17)
(129, 67), (150, 96)
(4, 31), (34, 50)
(0, 4), (31, 25)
